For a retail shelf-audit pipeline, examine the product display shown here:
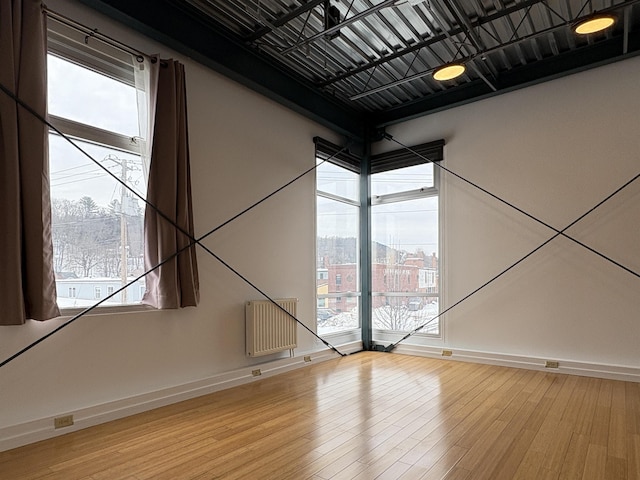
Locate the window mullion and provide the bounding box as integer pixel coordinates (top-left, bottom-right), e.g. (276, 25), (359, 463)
(372, 186), (438, 205)
(317, 190), (360, 207)
(49, 115), (141, 154)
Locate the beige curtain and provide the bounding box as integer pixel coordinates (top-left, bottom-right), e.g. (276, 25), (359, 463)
(0, 0), (60, 325)
(142, 59), (199, 309)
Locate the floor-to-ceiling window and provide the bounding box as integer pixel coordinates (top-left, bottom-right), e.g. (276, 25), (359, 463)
(315, 140), (361, 336)
(370, 141), (444, 341)
(315, 138), (443, 344)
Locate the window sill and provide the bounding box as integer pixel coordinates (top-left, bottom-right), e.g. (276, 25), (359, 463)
(57, 303), (155, 318)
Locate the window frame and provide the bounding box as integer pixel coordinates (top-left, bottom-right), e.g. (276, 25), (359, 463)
(315, 143), (362, 339)
(370, 157), (443, 340)
(47, 20), (151, 315)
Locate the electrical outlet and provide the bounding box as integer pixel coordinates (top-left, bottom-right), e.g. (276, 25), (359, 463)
(252, 369), (262, 377)
(545, 360), (559, 369)
(442, 349), (453, 357)
(304, 355), (312, 363)
(54, 415), (74, 429)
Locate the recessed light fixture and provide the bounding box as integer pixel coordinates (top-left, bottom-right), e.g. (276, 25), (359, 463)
(573, 13), (616, 35)
(433, 63), (466, 81)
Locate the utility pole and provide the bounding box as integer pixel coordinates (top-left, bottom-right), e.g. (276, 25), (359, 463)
(120, 157), (128, 303)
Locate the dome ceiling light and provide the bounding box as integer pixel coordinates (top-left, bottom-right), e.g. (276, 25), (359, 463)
(573, 13), (616, 35)
(433, 63), (466, 81)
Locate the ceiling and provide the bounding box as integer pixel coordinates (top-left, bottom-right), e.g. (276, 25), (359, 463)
(81, 0), (640, 140)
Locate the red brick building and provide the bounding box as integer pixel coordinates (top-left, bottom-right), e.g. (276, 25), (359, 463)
(325, 253), (438, 312)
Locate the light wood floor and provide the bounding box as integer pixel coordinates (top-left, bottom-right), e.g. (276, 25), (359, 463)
(1, 352), (639, 479)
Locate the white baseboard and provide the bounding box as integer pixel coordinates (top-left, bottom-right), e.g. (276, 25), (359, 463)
(392, 343), (640, 382)
(0, 341), (362, 453)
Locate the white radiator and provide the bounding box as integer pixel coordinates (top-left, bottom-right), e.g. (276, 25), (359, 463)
(246, 298), (298, 357)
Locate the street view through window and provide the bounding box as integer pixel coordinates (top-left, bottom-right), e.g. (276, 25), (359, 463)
(316, 161), (360, 334)
(317, 160), (440, 336)
(48, 51), (147, 308)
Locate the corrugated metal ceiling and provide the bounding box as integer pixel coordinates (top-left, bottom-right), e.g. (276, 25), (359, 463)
(182, 0), (640, 112)
(80, 0), (640, 137)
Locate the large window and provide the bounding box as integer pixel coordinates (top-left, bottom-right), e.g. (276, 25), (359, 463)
(371, 162), (440, 336)
(47, 22), (148, 309)
(315, 139), (442, 341)
(316, 155), (360, 335)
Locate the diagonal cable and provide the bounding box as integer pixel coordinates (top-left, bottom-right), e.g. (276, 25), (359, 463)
(383, 135), (640, 350)
(0, 82), (349, 366)
(389, 136), (640, 279)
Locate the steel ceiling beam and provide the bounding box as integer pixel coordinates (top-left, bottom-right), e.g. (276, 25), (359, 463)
(320, 0), (640, 90)
(280, 0), (397, 55)
(318, 0), (551, 87)
(244, 0), (327, 42)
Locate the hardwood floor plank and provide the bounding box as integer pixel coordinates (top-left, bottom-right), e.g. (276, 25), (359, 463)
(1, 353), (638, 480)
(581, 444), (607, 480)
(590, 380), (613, 447)
(573, 377), (600, 437)
(628, 434), (640, 479)
(558, 433), (590, 480)
(609, 380), (628, 460)
(375, 460), (413, 480)
(419, 444), (467, 480)
(396, 463), (430, 480)
(605, 455), (628, 480)
(625, 383), (640, 435)
(489, 427), (538, 480)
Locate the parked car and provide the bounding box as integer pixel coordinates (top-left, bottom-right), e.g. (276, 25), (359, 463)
(408, 299), (423, 311)
(317, 308), (336, 321)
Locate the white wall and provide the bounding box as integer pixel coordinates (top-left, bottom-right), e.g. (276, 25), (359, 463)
(2, 0), (639, 452)
(0, 0), (346, 445)
(381, 56), (640, 369)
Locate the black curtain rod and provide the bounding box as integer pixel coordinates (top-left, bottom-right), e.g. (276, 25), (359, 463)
(44, 6), (149, 63)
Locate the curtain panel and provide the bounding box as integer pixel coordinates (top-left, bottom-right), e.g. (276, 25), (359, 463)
(142, 59), (199, 309)
(0, 0), (60, 325)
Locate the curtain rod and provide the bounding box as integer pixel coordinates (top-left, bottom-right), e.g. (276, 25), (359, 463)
(43, 6), (150, 63)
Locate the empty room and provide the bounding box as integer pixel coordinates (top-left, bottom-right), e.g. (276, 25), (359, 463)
(1, 0), (639, 478)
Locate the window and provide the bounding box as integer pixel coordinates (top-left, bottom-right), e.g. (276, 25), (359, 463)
(316, 144), (361, 335)
(47, 21), (149, 309)
(68, 287), (76, 298)
(371, 162), (440, 336)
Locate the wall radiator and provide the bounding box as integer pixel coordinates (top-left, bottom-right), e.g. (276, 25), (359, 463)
(246, 298), (298, 357)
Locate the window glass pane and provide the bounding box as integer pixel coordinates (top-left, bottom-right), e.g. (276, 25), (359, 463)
(49, 134), (146, 307)
(373, 296), (439, 333)
(371, 163), (434, 196)
(372, 196), (439, 334)
(317, 194), (360, 334)
(48, 54), (139, 137)
(318, 298), (359, 335)
(49, 134), (147, 201)
(317, 160), (359, 201)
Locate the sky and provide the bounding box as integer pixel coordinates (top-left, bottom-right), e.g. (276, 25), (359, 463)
(47, 54), (145, 207)
(317, 163), (439, 255)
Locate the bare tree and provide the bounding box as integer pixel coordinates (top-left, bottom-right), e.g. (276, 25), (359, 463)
(51, 196), (141, 278)
(372, 297), (416, 331)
